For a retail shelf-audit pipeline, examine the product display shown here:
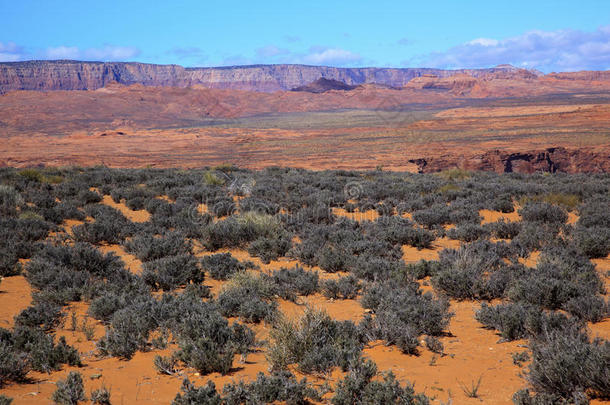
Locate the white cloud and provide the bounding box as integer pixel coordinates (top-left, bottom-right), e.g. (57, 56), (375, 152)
(83, 46), (140, 60)
(467, 38), (499, 47)
(423, 26), (610, 72)
(45, 46), (80, 59)
(44, 45), (139, 61)
(0, 42), (25, 61)
(256, 45), (290, 58)
(302, 47), (362, 65)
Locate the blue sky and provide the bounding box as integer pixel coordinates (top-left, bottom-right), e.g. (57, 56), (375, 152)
(1, 0), (609, 72)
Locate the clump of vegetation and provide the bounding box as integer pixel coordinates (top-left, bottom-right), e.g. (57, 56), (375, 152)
(142, 254), (203, 291)
(200, 252), (254, 280)
(0, 166), (608, 404)
(267, 308), (365, 374)
(361, 282), (452, 354)
(322, 274), (361, 299)
(52, 371), (86, 405)
(216, 272), (278, 323)
(269, 266), (319, 301)
(124, 231), (192, 262)
(332, 357), (430, 405)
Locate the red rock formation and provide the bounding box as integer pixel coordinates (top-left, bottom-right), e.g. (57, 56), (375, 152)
(0, 61), (540, 93)
(409, 147), (610, 174)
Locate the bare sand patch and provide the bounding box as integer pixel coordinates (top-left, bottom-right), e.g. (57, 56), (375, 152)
(101, 195), (151, 222)
(0, 275), (32, 329)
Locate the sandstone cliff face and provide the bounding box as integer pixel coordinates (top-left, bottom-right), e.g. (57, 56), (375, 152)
(0, 60), (534, 93)
(409, 147), (610, 174)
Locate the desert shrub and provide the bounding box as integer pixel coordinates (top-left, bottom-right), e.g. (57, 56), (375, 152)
(209, 197), (236, 217)
(577, 200), (610, 229)
(73, 204), (135, 244)
(573, 226), (610, 258)
(173, 379), (222, 405)
(475, 302), (582, 341)
(202, 213), (281, 250)
(200, 253), (254, 281)
(563, 295), (609, 323)
(331, 357), (430, 405)
(154, 354), (178, 375)
(267, 308), (365, 374)
(97, 299), (158, 359)
(322, 275), (361, 300)
(412, 204), (451, 228)
(433, 241), (520, 300)
(361, 282), (452, 353)
(0, 395), (12, 405)
(14, 300), (63, 331)
(424, 336), (444, 354)
(316, 246), (349, 273)
(0, 341), (29, 386)
(487, 218), (521, 239)
(72, 219), (133, 245)
(177, 338), (235, 375)
(76, 189), (102, 205)
(403, 260), (440, 280)
(512, 389), (588, 405)
(87, 291), (129, 323)
(366, 217), (435, 249)
(491, 195), (515, 213)
(26, 333), (81, 372)
(526, 331), (610, 401)
(0, 217), (52, 276)
(90, 386), (112, 405)
(447, 223), (490, 242)
(124, 232), (192, 262)
(248, 233), (292, 263)
(507, 247), (604, 312)
(510, 222), (559, 256)
(475, 302), (530, 341)
(52, 371), (86, 405)
(0, 185), (23, 216)
(519, 202), (568, 224)
(270, 266), (319, 301)
(142, 254), (203, 291)
(223, 371), (321, 404)
(25, 243), (131, 304)
(216, 273), (277, 323)
(350, 256), (405, 282)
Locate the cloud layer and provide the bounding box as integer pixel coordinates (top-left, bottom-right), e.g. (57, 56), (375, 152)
(424, 26), (610, 72)
(246, 45), (362, 66)
(0, 44), (140, 62)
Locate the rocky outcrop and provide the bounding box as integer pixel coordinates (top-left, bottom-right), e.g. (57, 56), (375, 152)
(0, 60), (535, 93)
(292, 78), (357, 93)
(409, 147), (610, 174)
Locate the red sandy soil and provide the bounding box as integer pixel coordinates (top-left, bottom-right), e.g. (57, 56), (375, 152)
(1, 207), (609, 404)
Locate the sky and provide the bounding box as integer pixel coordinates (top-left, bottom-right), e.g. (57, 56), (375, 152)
(1, 0), (609, 72)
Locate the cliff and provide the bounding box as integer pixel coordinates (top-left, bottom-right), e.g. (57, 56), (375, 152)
(0, 60), (536, 93)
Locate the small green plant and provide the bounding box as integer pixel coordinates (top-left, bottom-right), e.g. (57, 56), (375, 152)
(70, 312), (78, 332)
(437, 168), (471, 181)
(203, 171), (225, 186)
(52, 371), (86, 405)
(80, 318), (96, 341)
(458, 375), (482, 398)
(511, 351), (530, 367)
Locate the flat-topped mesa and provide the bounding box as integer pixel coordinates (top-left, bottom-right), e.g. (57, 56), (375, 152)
(0, 60), (539, 93)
